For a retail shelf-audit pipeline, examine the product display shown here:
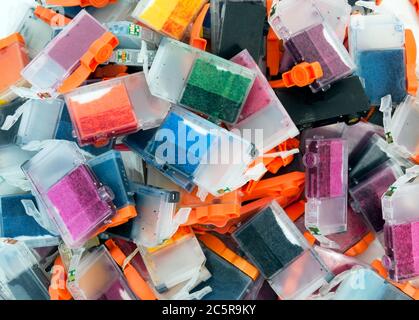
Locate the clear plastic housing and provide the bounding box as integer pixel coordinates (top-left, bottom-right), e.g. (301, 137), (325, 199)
(64, 72), (170, 146)
(231, 50), (299, 153)
(139, 230), (206, 292)
(269, 0), (355, 93)
(349, 14), (406, 105)
(233, 201), (332, 299)
(67, 245), (136, 300)
(114, 182), (180, 248)
(148, 37), (256, 124)
(303, 137), (348, 235)
(350, 160), (403, 233)
(382, 175), (419, 225)
(21, 10), (108, 93)
(0, 240), (50, 300)
(17, 8), (55, 59)
(21, 141), (115, 248)
(16, 99), (64, 145)
(388, 95), (419, 157)
(131, 0), (208, 40)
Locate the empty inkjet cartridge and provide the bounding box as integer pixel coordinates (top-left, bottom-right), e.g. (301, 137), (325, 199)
(303, 137), (348, 236)
(0, 33), (29, 105)
(16, 99), (64, 146)
(148, 37), (256, 124)
(381, 166), (419, 281)
(138, 106), (259, 197)
(21, 10), (118, 95)
(139, 228), (207, 292)
(64, 72), (170, 147)
(349, 14), (407, 105)
(21, 141), (115, 248)
(0, 239), (50, 300)
(132, 0), (208, 40)
(109, 182), (185, 248)
(269, 0), (355, 93)
(67, 245), (136, 300)
(233, 202), (332, 300)
(17, 7), (56, 60)
(231, 50), (299, 153)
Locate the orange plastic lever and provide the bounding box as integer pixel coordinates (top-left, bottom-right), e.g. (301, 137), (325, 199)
(34, 6), (71, 27)
(410, 0), (419, 13)
(190, 3), (210, 51)
(266, 0), (282, 76)
(0, 33), (25, 50)
(270, 62), (323, 89)
(95, 205), (137, 235)
(58, 32), (119, 94)
(105, 239), (157, 300)
(49, 256), (73, 300)
(46, 0), (116, 8)
(180, 190), (241, 228)
(344, 232), (375, 257)
(405, 29), (418, 96)
(199, 233), (260, 280)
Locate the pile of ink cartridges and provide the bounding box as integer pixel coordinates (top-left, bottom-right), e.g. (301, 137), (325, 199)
(0, 0), (419, 301)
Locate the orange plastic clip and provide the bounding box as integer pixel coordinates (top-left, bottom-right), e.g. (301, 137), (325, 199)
(405, 29), (418, 96)
(0, 33), (25, 50)
(270, 62), (323, 89)
(180, 189), (241, 228)
(344, 231), (375, 257)
(371, 259), (419, 300)
(198, 233), (260, 280)
(46, 0), (117, 8)
(190, 3), (210, 51)
(208, 176), (305, 235)
(34, 6), (71, 27)
(242, 172), (305, 202)
(49, 256), (73, 300)
(266, 0), (282, 76)
(95, 205), (137, 235)
(105, 239), (157, 300)
(58, 32), (119, 94)
(245, 138), (300, 194)
(411, 0), (419, 13)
